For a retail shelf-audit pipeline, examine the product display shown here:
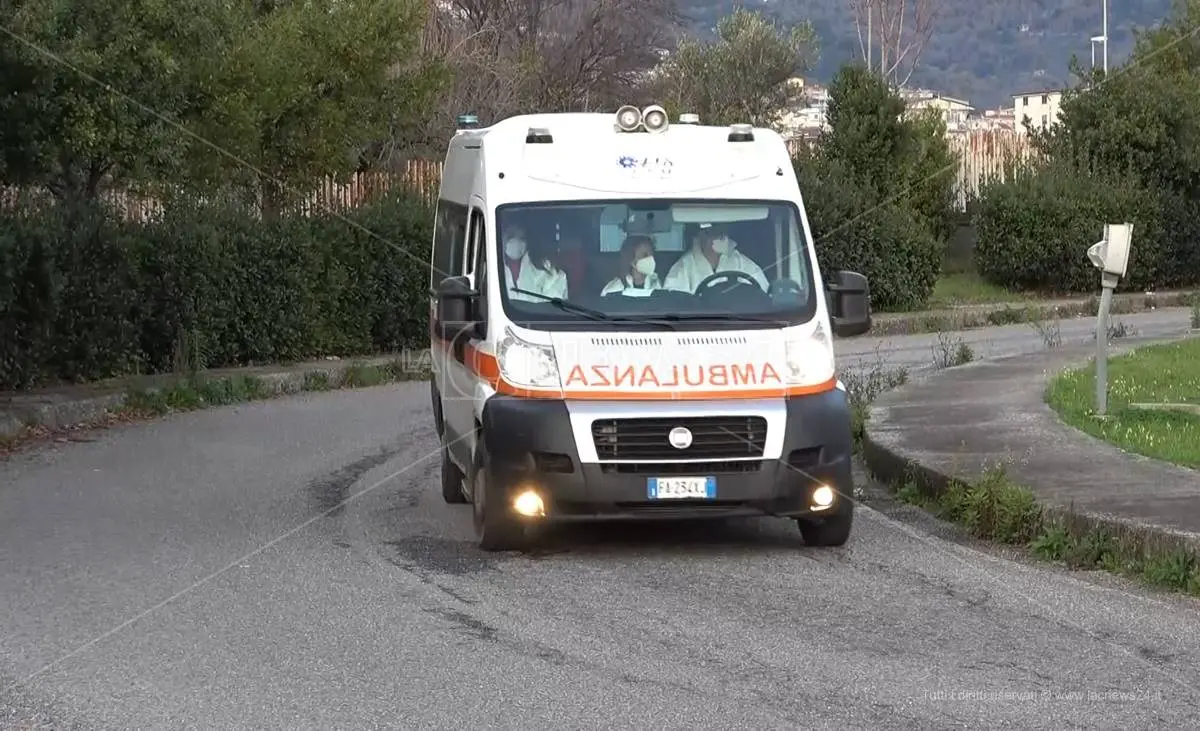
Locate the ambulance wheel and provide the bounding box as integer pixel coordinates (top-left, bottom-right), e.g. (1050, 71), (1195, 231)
(797, 502), (853, 547)
(441, 443), (467, 504)
(431, 382), (443, 437)
(470, 442), (529, 552)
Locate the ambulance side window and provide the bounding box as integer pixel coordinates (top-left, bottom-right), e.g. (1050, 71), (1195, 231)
(432, 200), (469, 286)
(471, 208), (488, 325)
(465, 207), (484, 276)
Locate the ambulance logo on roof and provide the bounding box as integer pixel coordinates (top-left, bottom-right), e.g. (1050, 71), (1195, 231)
(616, 155), (674, 177)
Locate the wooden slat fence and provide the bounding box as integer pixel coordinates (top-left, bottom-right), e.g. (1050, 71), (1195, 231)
(0, 158), (445, 223)
(1, 135), (1035, 220)
(949, 129), (1036, 210)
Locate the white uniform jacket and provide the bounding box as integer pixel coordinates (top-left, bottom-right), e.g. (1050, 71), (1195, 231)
(504, 253), (569, 301)
(662, 244), (769, 293)
(600, 273), (663, 296)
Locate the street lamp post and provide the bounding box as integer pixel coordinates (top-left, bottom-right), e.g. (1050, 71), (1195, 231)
(1102, 0), (1109, 73)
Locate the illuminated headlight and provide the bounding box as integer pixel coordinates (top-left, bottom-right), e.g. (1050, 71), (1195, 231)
(496, 327), (560, 389)
(784, 321), (836, 386)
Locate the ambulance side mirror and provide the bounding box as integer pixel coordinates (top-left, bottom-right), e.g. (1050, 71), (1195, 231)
(434, 275), (479, 341)
(826, 270), (872, 337)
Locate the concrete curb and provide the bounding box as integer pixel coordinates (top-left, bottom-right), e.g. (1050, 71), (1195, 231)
(0, 352), (431, 442)
(861, 344), (1200, 557)
(870, 289), (1198, 336)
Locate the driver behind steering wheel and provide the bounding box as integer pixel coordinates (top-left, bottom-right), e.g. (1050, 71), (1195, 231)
(663, 222), (769, 294)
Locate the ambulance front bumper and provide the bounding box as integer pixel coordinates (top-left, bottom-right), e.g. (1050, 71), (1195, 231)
(478, 391), (855, 522)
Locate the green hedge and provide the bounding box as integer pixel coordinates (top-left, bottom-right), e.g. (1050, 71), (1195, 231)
(796, 154), (942, 311)
(974, 163), (1200, 293)
(0, 193), (431, 390)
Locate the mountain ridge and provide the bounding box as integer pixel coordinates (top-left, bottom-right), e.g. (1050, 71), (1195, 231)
(678, 0), (1174, 108)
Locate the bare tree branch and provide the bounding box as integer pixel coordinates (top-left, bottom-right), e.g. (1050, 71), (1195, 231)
(392, 0), (678, 156)
(846, 0), (938, 87)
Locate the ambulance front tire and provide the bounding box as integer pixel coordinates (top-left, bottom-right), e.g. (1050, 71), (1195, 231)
(430, 381), (443, 437)
(796, 502), (853, 547)
(433, 383), (468, 504)
(470, 440), (531, 552)
(441, 446), (468, 504)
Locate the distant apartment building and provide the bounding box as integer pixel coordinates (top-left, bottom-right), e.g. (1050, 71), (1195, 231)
(904, 91), (974, 131)
(775, 78), (830, 142)
(967, 107), (1017, 132)
(777, 106), (828, 139)
(1013, 90), (1063, 133)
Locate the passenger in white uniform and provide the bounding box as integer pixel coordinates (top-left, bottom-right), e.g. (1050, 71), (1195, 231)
(502, 225), (569, 301)
(600, 235), (662, 296)
(663, 223), (769, 293)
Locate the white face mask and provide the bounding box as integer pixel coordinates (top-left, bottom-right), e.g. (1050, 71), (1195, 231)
(634, 255), (656, 277)
(504, 238), (526, 260)
(710, 236), (731, 255)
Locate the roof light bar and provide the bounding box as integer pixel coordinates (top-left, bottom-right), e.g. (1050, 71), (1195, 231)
(678, 113), (700, 124)
(728, 123), (755, 142)
(526, 127), (553, 144)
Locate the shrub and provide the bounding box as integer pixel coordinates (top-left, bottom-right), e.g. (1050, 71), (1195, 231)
(1157, 191), (1200, 287)
(821, 64), (959, 246)
(797, 154), (942, 311)
(0, 192), (431, 390)
(973, 163), (1172, 293)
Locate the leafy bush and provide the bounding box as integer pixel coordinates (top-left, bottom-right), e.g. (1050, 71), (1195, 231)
(797, 154), (943, 311)
(0, 192), (431, 390)
(793, 64), (954, 311)
(973, 163), (1174, 293)
(821, 64), (959, 244)
(991, 4), (1200, 295)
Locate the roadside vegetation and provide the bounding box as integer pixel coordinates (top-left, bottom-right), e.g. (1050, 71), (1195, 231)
(0, 358), (428, 456)
(840, 355), (910, 453)
(854, 331), (1200, 598)
(1045, 338), (1200, 469)
(893, 466), (1200, 596)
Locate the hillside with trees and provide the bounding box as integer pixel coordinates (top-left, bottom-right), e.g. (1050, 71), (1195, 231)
(679, 0), (1175, 107)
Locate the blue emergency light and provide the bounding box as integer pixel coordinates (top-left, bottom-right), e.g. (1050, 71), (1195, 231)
(456, 113), (479, 128)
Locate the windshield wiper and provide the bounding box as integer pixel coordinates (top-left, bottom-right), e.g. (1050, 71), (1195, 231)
(511, 288), (611, 321)
(511, 288), (676, 329)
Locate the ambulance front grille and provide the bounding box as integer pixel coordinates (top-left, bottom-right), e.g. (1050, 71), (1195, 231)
(591, 416), (767, 460)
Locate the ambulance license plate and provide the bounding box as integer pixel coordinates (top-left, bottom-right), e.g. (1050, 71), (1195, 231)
(647, 476), (716, 500)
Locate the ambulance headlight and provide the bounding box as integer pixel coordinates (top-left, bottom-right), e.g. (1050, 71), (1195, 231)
(784, 321), (836, 387)
(496, 327), (561, 389)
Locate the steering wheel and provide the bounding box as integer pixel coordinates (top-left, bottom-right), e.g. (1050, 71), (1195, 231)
(768, 278), (805, 304)
(694, 270), (764, 297)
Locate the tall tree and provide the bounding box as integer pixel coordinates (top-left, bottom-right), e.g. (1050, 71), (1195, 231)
(654, 8), (817, 128)
(821, 63), (958, 239)
(187, 0), (446, 216)
(0, 0), (236, 202)
(403, 0), (677, 156)
(846, 0), (938, 87)
(1043, 0), (1200, 199)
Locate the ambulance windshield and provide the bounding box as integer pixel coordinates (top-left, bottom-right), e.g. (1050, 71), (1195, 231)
(494, 199), (817, 331)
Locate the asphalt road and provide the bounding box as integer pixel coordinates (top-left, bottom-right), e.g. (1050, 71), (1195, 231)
(2, 307), (1198, 730)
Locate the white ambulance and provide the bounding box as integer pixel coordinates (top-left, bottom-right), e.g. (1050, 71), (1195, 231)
(429, 105), (872, 551)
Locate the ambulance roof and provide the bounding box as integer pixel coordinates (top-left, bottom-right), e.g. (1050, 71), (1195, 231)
(446, 112), (796, 201)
